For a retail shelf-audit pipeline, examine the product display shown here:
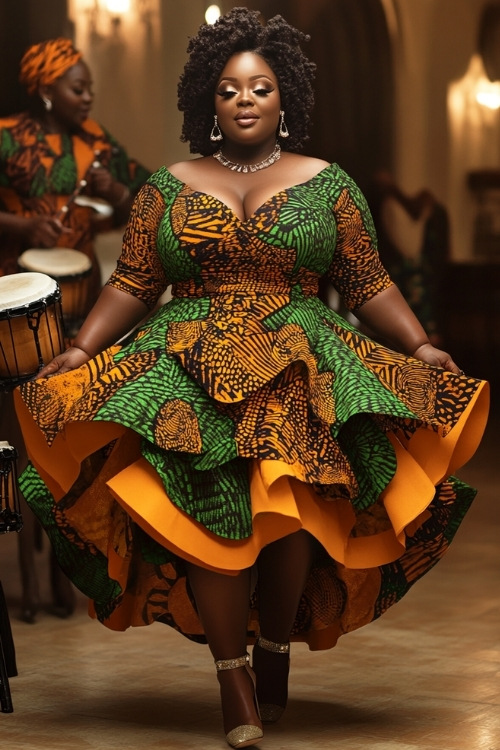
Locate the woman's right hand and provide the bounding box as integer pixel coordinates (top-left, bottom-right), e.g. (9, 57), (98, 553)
(23, 215), (70, 247)
(35, 346), (91, 379)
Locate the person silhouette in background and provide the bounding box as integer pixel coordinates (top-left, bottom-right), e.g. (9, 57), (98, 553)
(368, 170), (450, 347)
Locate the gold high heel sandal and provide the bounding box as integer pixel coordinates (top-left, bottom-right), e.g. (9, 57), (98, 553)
(215, 653), (264, 749)
(253, 635), (290, 723)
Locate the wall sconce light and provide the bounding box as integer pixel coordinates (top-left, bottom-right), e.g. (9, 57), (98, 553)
(476, 80), (500, 110)
(205, 5), (221, 25)
(477, 1), (500, 108)
(78, 0), (151, 35)
(104, 0), (131, 13)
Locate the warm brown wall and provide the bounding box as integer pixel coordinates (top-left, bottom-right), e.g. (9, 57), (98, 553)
(0, 0), (72, 116)
(242, 0), (394, 194)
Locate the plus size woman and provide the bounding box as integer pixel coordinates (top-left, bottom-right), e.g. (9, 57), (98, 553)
(14, 9), (489, 749)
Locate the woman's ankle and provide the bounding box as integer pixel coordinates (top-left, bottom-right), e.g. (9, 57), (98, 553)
(216, 660), (262, 735)
(253, 638), (290, 723)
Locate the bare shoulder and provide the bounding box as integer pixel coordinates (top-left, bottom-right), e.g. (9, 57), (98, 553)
(167, 156), (213, 183)
(281, 153), (331, 182)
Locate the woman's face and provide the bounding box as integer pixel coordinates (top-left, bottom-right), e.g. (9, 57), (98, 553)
(44, 60), (94, 131)
(214, 52), (281, 148)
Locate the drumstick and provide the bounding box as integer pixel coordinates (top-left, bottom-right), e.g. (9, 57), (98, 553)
(56, 150), (105, 223)
(56, 179), (88, 222)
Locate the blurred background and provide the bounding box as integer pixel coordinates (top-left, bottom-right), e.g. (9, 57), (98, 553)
(1, 0), (499, 390)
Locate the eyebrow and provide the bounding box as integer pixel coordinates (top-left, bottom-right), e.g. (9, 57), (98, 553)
(68, 77), (92, 85)
(218, 75), (274, 83)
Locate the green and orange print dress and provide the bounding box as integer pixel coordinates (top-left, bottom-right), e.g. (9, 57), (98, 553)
(15, 164), (489, 649)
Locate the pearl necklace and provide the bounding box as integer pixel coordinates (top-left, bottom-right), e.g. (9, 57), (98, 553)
(213, 143), (281, 173)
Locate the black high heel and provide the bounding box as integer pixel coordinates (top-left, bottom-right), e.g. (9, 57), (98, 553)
(253, 635), (290, 723)
(215, 653), (264, 748)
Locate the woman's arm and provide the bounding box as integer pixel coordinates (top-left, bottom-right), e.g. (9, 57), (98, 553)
(36, 181), (168, 377)
(326, 169), (461, 373)
(355, 284), (461, 372)
(0, 211), (70, 247)
(37, 286), (149, 377)
(90, 125), (152, 226)
(355, 284), (429, 355)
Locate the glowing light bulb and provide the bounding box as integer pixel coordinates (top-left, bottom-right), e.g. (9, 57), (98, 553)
(104, 0), (131, 14)
(476, 86), (500, 110)
(205, 4), (221, 24)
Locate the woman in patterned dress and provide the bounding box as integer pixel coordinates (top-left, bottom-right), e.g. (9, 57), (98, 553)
(0, 37), (151, 302)
(0, 38), (151, 623)
(14, 9), (489, 749)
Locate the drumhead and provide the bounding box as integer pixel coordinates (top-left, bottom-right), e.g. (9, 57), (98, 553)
(0, 272), (58, 311)
(74, 195), (114, 218)
(19, 248), (92, 276)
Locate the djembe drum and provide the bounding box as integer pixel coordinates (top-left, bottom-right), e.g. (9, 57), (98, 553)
(18, 248), (92, 338)
(0, 272), (65, 390)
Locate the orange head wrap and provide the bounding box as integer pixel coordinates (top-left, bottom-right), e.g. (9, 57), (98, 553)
(19, 38), (82, 95)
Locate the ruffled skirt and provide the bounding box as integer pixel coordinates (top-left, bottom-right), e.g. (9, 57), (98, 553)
(14, 341), (489, 649)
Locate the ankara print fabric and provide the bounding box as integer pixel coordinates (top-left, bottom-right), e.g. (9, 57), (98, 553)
(0, 111), (150, 275)
(16, 164), (489, 646)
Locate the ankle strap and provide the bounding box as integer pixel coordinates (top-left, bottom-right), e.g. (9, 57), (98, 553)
(256, 635), (290, 654)
(214, 653), (250, 671)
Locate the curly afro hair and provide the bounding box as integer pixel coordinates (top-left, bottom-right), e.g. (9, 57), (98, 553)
(177, 7), (316, 156)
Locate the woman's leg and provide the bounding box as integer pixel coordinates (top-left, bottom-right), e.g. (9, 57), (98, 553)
(256, 530), (315, 642)
(253, 530), (316, 720)
(185, 563), (262, 745)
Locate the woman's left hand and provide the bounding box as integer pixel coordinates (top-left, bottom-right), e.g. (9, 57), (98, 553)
(412, 343), (463, 374)
(87, 165), (129, 206)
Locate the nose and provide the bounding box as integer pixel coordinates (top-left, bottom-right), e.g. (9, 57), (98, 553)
(236, 88), (254, 106)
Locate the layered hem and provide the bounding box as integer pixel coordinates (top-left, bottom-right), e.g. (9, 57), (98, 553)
(106, 378), (488, 575)
(15, 378), (488, 574)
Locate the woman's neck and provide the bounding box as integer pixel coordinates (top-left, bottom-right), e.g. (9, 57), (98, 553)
(217, 138), (278, 165)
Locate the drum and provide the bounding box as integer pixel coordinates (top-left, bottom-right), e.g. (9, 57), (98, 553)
(0, 442), (23, 534)
(0, 272), (65, 388)
(18, 248), (92, 332)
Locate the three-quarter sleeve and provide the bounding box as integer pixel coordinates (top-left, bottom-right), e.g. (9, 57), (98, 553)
(326, 177), (393, 311)
(106, 182), (169, 308)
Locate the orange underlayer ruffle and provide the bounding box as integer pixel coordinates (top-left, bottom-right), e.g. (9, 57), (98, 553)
(104, 377), (488, 575)
(14, 379), (489, 580)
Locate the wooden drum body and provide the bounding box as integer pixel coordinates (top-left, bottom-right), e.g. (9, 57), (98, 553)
(0, 272), (65, 388)
(18, 248), (92, 333)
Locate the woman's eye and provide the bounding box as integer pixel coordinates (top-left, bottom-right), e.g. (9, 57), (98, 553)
(218, 90), (237, 99)
(254, 88), (272, 97)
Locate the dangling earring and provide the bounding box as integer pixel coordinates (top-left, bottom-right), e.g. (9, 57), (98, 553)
(279, 110), (289, 138)
(210, 114), (223, 142)
(42, 96), (52, 112)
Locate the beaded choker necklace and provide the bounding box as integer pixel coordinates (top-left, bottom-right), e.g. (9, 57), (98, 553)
(213, 143), (281, 173)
